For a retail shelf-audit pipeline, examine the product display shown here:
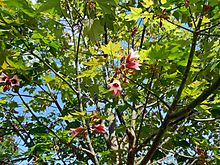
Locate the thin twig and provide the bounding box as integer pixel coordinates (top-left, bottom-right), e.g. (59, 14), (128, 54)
(140, 25), (146, 49)
(125, 75), (170, 110)
(136, 73), (154, 145)
(166, 19), (194, 33)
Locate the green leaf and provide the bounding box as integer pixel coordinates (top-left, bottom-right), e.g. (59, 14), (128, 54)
(95, 0), (117, 14)
(77, 68), (101, 78)
(214, 155), (220, 160)
(82, 19), (104, 42)
(60, 114), (74, 121)
(38, 0), (61, 13)
(71, 111), (86, 117)
(85, 58), (103, 67)
(142, 0), (154, 8)
(6, 57), (29, 70)
(101, 41), (121, 55)
(125, 7), (142, 21)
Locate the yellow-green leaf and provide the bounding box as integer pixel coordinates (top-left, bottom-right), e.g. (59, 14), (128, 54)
(125, 7), (142, 21)
(214, 155), (220, 160)
(60, 114), (73, 120)
(71, 111), (86, 117)
(1, 61), (9, 70)
(142, 0), (154, 8)
(101, 41), (121, 55)
(161, 0), (167, 4)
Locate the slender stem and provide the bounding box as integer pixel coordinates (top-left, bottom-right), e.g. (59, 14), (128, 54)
(140, 25), (146, 49)
(8, 119), (31, 148)
(166, 19), (194, 33)
(46, 83), (64, 116)
(20, 39), (78, 95)
(104, 23), (108, 45)
(136, 73), (154, 145)
(199, 33), (220, 37)
(12, 113), (35, 146)
(124, 74), (170, 110)
(11, 157), (31, 163)
(188, 6), (197, 29)
(75, 23), (100, 165)
(199, 22), (220, 33)
(1, 93), (52, 102)
(113, 100), (134, 165)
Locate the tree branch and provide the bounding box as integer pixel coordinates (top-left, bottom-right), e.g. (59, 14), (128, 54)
(74, 23), (100, 165)
(170, 76), (220, 121)
(138, 113), (171, 165)
(199, 22), (220, 33)
(170, 12), (203, 110)
(125, 75), (170, 110)
(20, 39), (78, 95)
(104, 23), (108, 45)
(140, 25), (146, 49)
(136, 73), (154, 145)
(166, 19), (194, 33)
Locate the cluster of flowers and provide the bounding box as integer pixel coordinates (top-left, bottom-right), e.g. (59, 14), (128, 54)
(70, 111), (105, 138)
(109, 49), (141, 96)
(0, 73), (20, 92)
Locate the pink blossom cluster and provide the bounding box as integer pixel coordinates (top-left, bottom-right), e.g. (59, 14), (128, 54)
(70, 124), (105, 138)
(0, 73), (20, 92)
(70, 112), (105, 138)
(109, 49), (141, 96)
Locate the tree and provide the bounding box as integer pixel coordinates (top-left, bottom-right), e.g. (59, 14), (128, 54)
(0, 0), (220, 164)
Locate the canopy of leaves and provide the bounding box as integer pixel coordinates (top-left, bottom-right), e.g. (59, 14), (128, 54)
(0, 0), (220, 164)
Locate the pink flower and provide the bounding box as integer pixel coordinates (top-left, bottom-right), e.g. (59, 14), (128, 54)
(10, 75), (20, 87)
(0, 73), (9, 83)
(126, 49), (140, 63)
(92, 124), (105, 134)
(109, 79), (122, 96)
(125, 49), (141, 70)
(70, 127), (86, 137)
(0, 73), (21, 92)
(126, 61), (141, 70)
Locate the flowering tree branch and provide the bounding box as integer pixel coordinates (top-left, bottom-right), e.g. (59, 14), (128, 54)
(74, 19), (100, 164)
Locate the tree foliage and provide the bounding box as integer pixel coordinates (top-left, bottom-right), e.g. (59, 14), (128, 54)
(0, 0), (220, 164)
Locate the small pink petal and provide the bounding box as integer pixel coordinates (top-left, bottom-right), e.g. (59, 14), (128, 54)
(70, 127), (85, 137)
(126, 49), (139, 63)
(93, 124), (105, 134)
(0, 73), (8, 83)
(113, 90), (121, 96)
(10, 75), (20, 86)
(126, 61), (141, 70)
(109, 80), (122, 96)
